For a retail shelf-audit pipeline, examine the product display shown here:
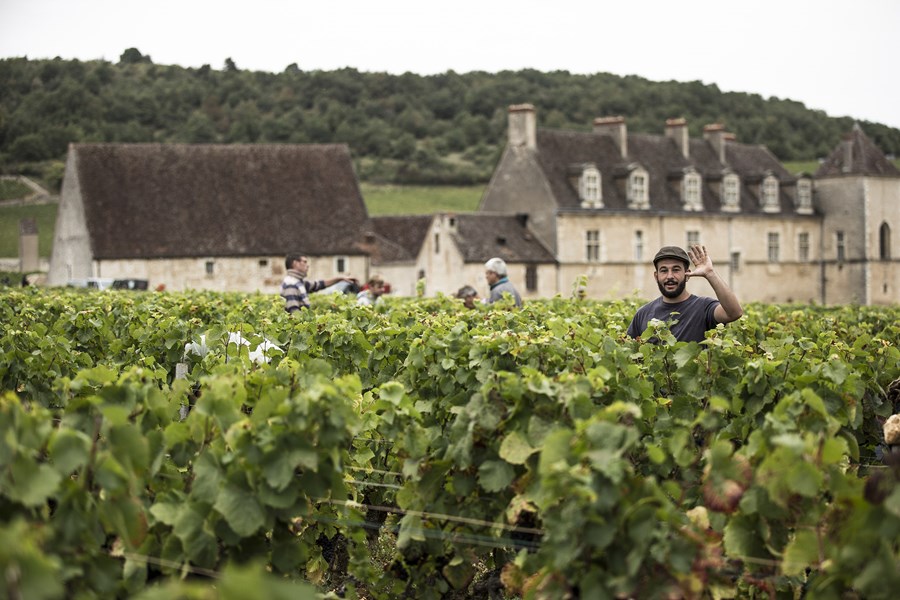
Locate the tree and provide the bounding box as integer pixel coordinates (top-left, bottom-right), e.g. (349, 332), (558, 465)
(224, 58), (238, 72)
(119, 48), (152, 65)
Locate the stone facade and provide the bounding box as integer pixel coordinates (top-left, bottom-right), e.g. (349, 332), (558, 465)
(481, 105), (900, 306)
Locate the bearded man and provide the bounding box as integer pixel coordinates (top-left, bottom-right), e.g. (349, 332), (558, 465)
(627, 245), (743, 343)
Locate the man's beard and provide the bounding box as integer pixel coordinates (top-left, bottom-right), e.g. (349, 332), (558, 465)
(657, 278), (686, 299)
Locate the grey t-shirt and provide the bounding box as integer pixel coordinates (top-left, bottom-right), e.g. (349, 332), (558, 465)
(627, 295), (719, 343)
(488, 278), (522, 307)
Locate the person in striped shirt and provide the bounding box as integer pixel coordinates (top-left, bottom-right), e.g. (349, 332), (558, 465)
(281, 254), (356, 313)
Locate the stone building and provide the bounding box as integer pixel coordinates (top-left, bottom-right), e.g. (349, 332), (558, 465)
(48, 143), (371, 291)
(480, 104), (899, 305)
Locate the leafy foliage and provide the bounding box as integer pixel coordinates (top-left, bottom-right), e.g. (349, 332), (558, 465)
(1, 288), (899, 598)
(3, 56), (900, 187)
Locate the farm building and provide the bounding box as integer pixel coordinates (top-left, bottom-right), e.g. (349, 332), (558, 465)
(48, 143), (372, 292)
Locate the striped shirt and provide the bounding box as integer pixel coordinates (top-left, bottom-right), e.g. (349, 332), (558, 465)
(281, 269), (326, 313)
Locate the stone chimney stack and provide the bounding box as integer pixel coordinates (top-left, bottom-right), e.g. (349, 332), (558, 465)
(665, 118), (689, 158)
(593, 116), (628, 158)
(508, 104), (537, 150)
(19, 217), (39, 273)
(703, 123), (728, 164)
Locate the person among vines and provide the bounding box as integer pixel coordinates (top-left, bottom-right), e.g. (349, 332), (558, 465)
(281, 254), (356, 313)
(456, 285), (480, 309)
(484, 257), (522, 308)
(356, 274), (387, 306)
(627, 244), (743, 343)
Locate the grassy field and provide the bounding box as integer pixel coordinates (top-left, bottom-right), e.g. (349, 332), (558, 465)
(361, 183), (484, 215)
(0, 179), (34, 201)
(0, 204), (57, 257)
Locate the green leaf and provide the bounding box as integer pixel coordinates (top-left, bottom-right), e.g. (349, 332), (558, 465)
(499, 431), (536, 465)
(478, 460), (515, 492)
(782, 530), (819, 576)
(787, 461), (823, 497)
(7, 457), (61, 506)
(48, 428), (92, 475)
(884, 486), (900, 518)
(214, 484), (265, 537)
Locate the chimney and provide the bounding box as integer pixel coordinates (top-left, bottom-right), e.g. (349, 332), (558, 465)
(703, 123), (728, 164)
(665, 118), (690, 158)
(19, 218), (39, 273)
(508, 104), (536, 150)
(593, 116), (627, 158)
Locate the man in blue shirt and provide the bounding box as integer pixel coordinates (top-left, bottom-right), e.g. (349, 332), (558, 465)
(627, 245), (743, 342)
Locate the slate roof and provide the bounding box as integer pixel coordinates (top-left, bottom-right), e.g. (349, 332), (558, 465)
(69, 143), (370, 259)
(451, 214), (556, 264)
(534, 125), (800, 214)
(367, 215), (433, 264)
(815, 125), (900, 178)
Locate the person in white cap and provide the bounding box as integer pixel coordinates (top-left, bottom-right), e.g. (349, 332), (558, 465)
(484, 257), (522, 308)
(627, 244), (743, 342)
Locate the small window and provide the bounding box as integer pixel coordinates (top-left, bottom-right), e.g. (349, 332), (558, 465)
(762, 175), (780, 212)
(586, 230), (600, 262)
(434, 233), (440, 254)
(627, 168), (649, 209)
(448, 217), (456, 228)
(335, 256), (347, 273)
(730, 251), (741, 272)
(796, 179), (813, 213)
(205, 261), (214, 275)
(634, 230), (644, 262)
(798, 232), (810, 262)
(525, 265), (537, 292)
(686, 231), (700, 247)
(722, 174), (740, 211)
(767, 232), (780, 263)
(682, 172), (702, 211)
(258, 259), (268, 268)
(836, 231), (845, 263)
(580, 166), (603, 207)
(880, 222), (891, 260)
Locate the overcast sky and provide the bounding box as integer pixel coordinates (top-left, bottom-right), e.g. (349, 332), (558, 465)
(1, 0), (897, 129)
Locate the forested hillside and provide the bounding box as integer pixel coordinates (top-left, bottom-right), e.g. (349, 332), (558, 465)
(2, 49), (899, 189)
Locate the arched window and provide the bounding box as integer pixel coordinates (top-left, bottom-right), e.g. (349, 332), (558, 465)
(880, 222), (892, 260)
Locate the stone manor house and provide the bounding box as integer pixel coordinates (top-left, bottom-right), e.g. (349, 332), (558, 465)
(48, 104), (899, 305)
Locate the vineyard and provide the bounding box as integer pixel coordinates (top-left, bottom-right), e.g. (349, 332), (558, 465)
(1, 288), (899, 599)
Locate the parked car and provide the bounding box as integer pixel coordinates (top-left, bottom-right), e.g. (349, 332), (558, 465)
(112, 278), (149, 290)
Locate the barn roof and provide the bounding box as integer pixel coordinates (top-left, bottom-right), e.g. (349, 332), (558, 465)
(69, 143), (370, 259)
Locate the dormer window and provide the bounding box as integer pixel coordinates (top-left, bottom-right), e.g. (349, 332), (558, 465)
(627, 166), (649, 209)
(682, 170), (702, 211)
(796, 179), (813, 214)
(579, 165), (603, 208)
(762, 174), (780, 212)
(722, 173), (740, 212)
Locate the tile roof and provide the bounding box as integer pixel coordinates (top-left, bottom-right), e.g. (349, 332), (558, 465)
(70, 143), (370, 259)
(815, 125), (900, 177)
(451, 213), (556, 264)
(367, 215), (433, 264)
(534, 125), (801, 215)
